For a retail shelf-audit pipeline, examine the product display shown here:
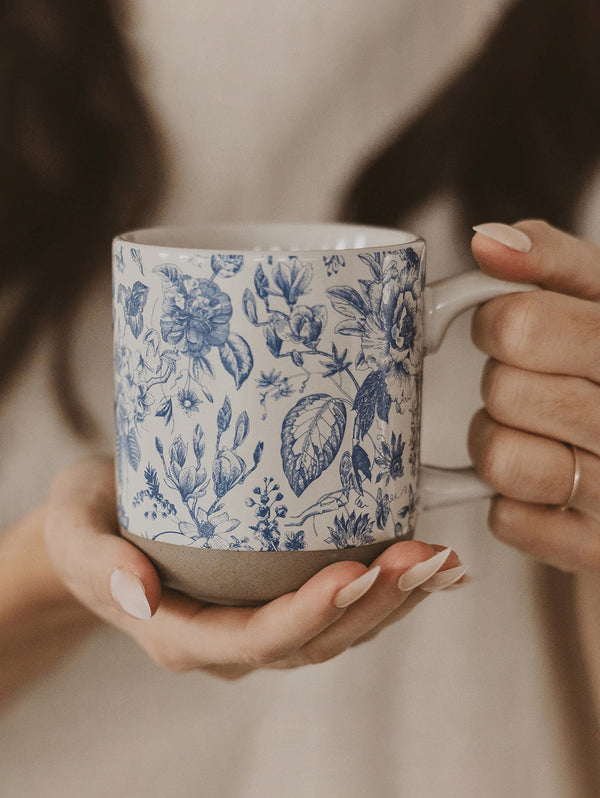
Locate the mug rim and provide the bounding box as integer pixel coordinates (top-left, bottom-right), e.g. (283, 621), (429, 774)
(114, 222), (424, 254)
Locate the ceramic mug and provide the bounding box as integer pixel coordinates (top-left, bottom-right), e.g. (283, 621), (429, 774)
(112, 223), (531, 604)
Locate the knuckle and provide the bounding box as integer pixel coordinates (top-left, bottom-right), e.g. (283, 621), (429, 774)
(490, 293), (544, 364)
(487, 497), (517, 543)
(477, 425), (518, 492)
(239, 643), (279, 669)
(302, 642), (339, 666)
(482, 362), (523, 422)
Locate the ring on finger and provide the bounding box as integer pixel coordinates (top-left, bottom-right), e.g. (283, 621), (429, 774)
(560, 443), (581, 511)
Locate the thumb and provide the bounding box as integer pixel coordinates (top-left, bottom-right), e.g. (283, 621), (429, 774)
(471, 219), (600, 302)
(44, 457), (162, 623)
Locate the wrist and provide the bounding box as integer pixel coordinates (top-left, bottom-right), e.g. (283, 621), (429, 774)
(0, 503), (92, 619)
(0, 504), (99, 705)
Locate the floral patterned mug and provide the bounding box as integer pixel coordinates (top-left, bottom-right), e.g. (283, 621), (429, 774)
(113, 223), (530, 604)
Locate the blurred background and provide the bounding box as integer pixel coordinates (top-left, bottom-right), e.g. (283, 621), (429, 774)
(2, 1), (600, 796)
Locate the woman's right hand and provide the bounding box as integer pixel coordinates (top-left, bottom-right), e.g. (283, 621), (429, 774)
(43, 457), (466, 679)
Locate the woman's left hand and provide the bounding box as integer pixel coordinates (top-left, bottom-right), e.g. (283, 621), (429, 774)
(468, 220), (600, 573)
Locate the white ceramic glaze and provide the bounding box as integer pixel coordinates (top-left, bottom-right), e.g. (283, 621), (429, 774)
(113, 223), (534, 556)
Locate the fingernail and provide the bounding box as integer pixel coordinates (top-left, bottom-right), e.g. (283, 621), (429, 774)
(420, 564), (469, 592)
(398, 548), (452, 592)
(472, 222), (532, 253)
(334, 566), (381, 608)
(110, 569), (152, 620)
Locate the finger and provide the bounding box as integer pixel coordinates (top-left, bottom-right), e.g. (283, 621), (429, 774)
(273, 542), (461, 668)
(471, 289), (600, 383)
(488, 497), (600, 574)
(481, 359), (600, 458)
(472, 219), (600, 301)
(44, 457), (162, 621)
(130, 560), (371, 672)
(468, 409), (600, 518)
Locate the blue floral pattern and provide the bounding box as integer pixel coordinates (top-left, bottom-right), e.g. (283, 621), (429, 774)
(113, 238), (425, 550)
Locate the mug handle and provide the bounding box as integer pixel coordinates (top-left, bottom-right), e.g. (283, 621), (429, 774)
(419, 269), (536, 510)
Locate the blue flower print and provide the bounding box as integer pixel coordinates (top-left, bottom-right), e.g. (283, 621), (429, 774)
(272, 257), (312, 307)
(118, 281), (149, 339)
(278, 304), (327, 347)
(133, 383), (154, 423)
(323, 254), (345, 276)
(211, 253), (244, 277)
(375, 432), (405, 484)
(246, 477), (300, 551)
(283, 529), (306, 550)
(159, 275), (232, 358)
(176, 508), (241, 547)
(156, 265), (253, 389)
(212, 448), (246, 498)
(325, 511), (376, 548)
(159, 433), (210, 502)
(327, 251), (422, 408)
(177, 388), (201, 415)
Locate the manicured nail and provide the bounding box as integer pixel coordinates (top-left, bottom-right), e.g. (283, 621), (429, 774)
(472, 222), (532, 253)
(398, 548), (452, 592)
(334, 566), (381, 608)
(110, 569), (152, 620)
(421, 564), (469, 592)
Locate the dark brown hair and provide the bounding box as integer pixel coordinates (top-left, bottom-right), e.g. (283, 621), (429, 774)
(343, 2), (600, 795)
(0, 0), (165, 436)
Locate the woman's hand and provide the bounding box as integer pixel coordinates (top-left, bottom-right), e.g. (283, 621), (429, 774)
(43, 457), (465, 680)
(468, 220), (600, 573)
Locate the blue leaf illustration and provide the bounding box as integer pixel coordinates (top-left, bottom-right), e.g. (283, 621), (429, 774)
(281, 394), (347, 497)
(155, 396), (173, 425)
(253, 441), (264, 466)
(130, 247), (144, 274)
(358, 252), (383, 281)
(243, 289), (259, 324)
(334, 321), (367, 336)
(219, 333), (253, 388)
(290, 349), (304, 367)
(353, 370), (389, 439)
(126, 429), (141, 471)
(376, 381), (391, 423)
(193, 425), (205, 462)
(326, 285), (367, 318)
(217, 396), (232, 431)
(265, 323), (282, 356)
(352, 443), (372, 484)
(200, 384), (214, 403)
(191, 355), (214, 382)
(170, 435), (188, 468)
(155, 264), (182, 285)
(254, 264), (269, 300)
(233, 411), (249, 448)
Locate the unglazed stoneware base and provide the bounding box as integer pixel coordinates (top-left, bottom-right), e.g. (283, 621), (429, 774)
(120, 527), (395, 605)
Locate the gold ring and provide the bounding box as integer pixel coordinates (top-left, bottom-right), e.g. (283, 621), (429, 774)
(560, 444), (581, 512)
